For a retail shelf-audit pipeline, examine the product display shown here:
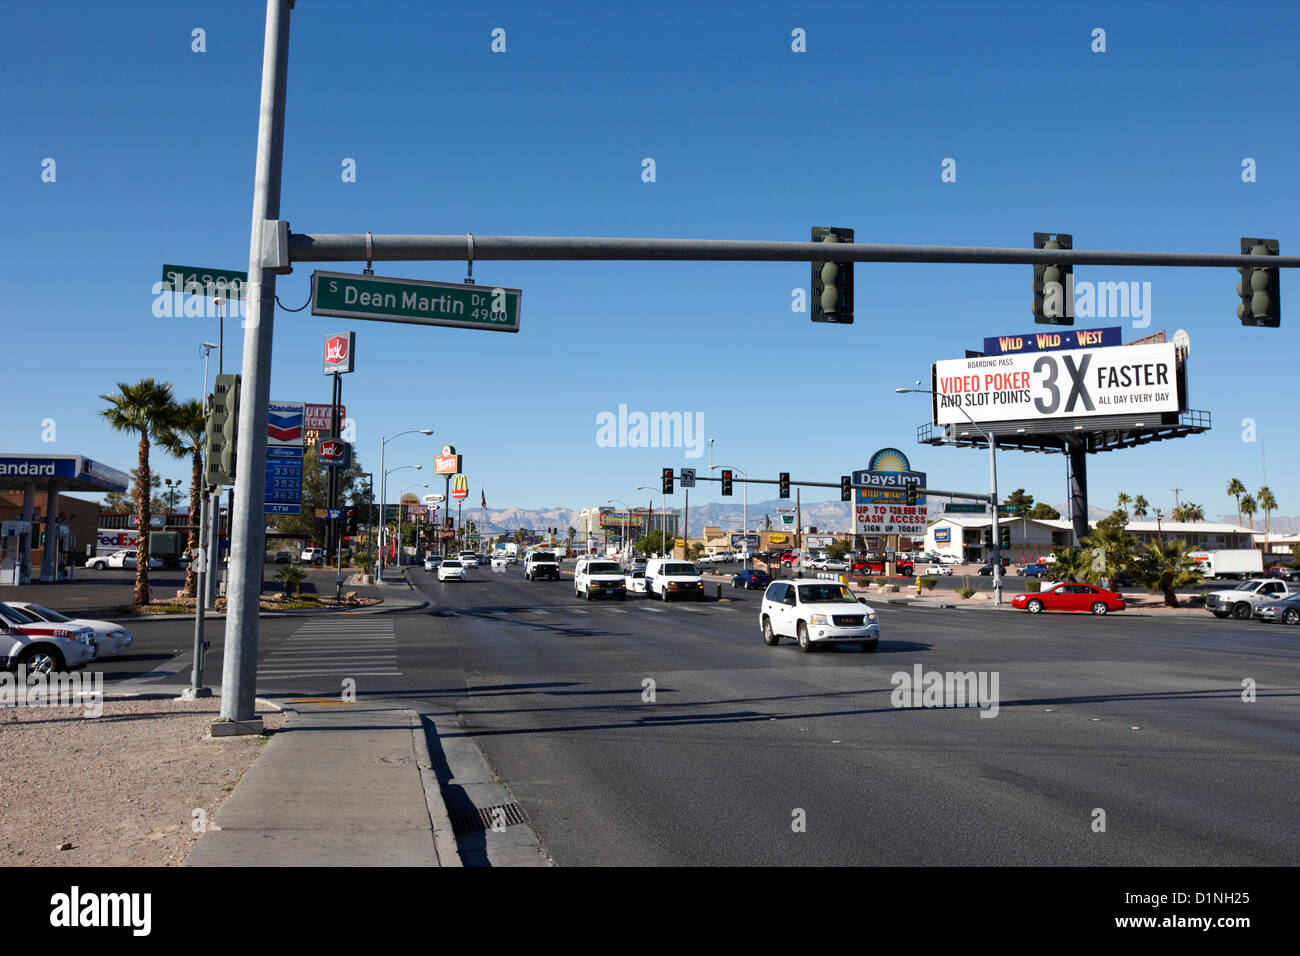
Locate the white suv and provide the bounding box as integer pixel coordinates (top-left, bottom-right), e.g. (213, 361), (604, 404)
(644, 559), (704, 602)
(760, 580), (879, 652)
(574, 558), (626, 600)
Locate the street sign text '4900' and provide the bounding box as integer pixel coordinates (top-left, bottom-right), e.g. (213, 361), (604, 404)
(311, 271), (520, 333)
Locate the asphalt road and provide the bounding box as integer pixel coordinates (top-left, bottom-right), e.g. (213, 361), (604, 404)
(96, 566), (1300, 865)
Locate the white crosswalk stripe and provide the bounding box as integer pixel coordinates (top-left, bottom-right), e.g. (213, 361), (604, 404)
(257, 618), (400, 681)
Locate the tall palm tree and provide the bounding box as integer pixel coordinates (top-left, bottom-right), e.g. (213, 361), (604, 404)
(1048, 548), (1089, 583)
(1226, 478), (1246, 528)
(1240, 494), (1258, 531)
(1131, 495), (1150, 519)
(1133, 539), (1204, 607)
(157, 398), (205, 598)
(1258, 487), (1278, 553)
(99, 379), (178, 606)
(1116, 492), (1132, 513)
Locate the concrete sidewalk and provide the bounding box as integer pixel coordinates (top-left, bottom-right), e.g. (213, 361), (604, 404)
(185, 701), (460, 867)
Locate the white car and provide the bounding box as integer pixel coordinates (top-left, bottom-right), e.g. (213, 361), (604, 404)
(574, 558), (627, 600)
(84, 549), (162, 571)
(625, 569), (648, 593)
(490, 554), (509, 570)
(644, 559), (704, 602)
(759, 580), (880, 652)
(423, 556), (442, 571)
(0, 602), (97, 673)
(438, 559), (467, 582)
(6, 603), (133, 658)
(301, 547), (323, 564)
(927, 564), (954, 576)
(936, 554), (963, 565)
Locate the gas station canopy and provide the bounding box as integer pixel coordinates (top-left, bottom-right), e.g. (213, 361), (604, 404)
(0, 454), (130, 493)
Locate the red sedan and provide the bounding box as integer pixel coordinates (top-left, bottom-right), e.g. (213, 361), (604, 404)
(1012, 582), (1125, 615)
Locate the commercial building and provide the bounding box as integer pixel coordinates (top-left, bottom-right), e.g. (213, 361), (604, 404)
(574, 506), (678, 552)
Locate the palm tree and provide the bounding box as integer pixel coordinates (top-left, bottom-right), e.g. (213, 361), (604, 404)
(1116, 492), (1132, 513)
(1258, 487), (1278, 553)
(1082, 517), (1134, 590)
(1226, 478), (1246, 528)
(1172, 502), (1205, 523)
(1132, 539), (1204, 607)
(1048, 548), (1089, 583)
(157, 398), (205, 598)
(1239, 494), (1257, 531)
(275, 564), (307, 596)
(1131, 495), (1150, 519)
(99, 379), (178, 606)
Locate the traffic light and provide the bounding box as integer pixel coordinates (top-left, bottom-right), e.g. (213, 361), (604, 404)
(662, 467), (674, 495)
(811, 226), (854, 324)
(999, 526), (1012, 550)
(905, 481), (917, 506)
(1237, 237), (1280, 327)
(1032, 232), (1073, 325)
(983, 528), (993, 547)
(721, 469), (733, 496)
(841, 476), (852, 502)
(345, 509), (357, 537)
(779, 472), (790, 499)
(216, 373), (240, 482)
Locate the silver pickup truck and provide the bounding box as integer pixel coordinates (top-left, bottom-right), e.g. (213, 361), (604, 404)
(1204, 578), (1299, 619)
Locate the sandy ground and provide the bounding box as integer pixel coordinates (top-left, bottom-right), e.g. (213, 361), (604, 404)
(0, 695), (283, 866)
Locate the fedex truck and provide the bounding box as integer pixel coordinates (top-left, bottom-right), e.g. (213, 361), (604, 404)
(1188, 549), (1263, 580)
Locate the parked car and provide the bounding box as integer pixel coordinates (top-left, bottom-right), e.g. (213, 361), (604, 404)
(437, 559), (467, 582)
(84, 549), (162, 571)
(759, 581), (879, 652)
(1252, 593), (1300, 625)
(0, 602), (98, 674)
(1019, 564), (1051, 577)
(300, 547), (323, 564)
(731, 569), (772, 590)
(272, 550), (292, 564)
(574, 558), (626, 600)
(644, 559), (704, 601)
(928, 565), (954, 576)
(1011, 583), (1125, 615)
(1264, 566), (1300, 582)
(821, 558), (850, 572)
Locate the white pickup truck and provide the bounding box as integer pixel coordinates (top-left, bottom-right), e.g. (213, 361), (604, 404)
(1204, 578), (1299, 620)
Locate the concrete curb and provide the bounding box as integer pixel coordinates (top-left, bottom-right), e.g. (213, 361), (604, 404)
(408, 710), (462, 867)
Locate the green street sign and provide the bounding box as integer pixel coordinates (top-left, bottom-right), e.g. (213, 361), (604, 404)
(311, 271), (520, 333)
(944, 503), (987, 513)
(161, 264), (247, 299)
(997, 504), (1020, 513)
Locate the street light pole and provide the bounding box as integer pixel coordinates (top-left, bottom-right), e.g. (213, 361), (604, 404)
(896, 386), (1002, 605)
(376, 428), (433, 582)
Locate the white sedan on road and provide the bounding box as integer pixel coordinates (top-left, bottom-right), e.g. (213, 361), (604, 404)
(925, 564), (954, 576)
(6, 602), (134, 658)
(84, 549), (162, 571)
(438, 559), (467, 582)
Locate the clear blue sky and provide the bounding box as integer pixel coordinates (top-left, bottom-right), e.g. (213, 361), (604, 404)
(2, 0), (1297, 522)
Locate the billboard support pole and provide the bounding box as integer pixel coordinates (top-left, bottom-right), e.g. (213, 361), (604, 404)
(989, 433), (1002, 606)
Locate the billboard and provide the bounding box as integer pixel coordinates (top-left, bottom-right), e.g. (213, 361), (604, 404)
(854, 448), (928, 536)
(267, 401), (305, 446)
(932, 342), (1179, 427)
(434, 444), (461, 476)
(323, 331), (355, 375)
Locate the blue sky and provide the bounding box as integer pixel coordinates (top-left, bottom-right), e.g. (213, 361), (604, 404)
(2, 0), (1297, 522)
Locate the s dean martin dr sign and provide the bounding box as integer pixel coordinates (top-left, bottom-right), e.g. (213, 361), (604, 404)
(932, 342), (1181, 426)
(311, 271), (520, 333)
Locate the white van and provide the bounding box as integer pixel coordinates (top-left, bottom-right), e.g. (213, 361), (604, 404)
(574, 558), (626, 600)
(644, 558), (704, 602)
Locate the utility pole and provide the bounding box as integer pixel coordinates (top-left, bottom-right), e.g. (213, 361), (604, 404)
(217, 0), (291, 736)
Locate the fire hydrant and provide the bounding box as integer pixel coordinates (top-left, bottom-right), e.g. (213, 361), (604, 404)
(915, 576), (922, 597)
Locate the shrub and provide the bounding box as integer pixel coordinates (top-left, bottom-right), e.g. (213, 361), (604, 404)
(1025, 580), (1041, 593)
(882, 583), (899, 593)
(956, 585), (977, 599)
(275, 564), (308, 595)
(919, 577), (938, 590)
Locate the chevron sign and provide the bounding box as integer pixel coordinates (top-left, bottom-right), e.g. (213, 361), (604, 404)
(267, 401), (305, 447)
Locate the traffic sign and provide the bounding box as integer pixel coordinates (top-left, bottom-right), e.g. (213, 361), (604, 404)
(680, 468), (696, 488)
(313, 508), (342, 520)
(161, 264), (247, 300)
(311, 271), (521, 333)
(945, 503), (987, 513)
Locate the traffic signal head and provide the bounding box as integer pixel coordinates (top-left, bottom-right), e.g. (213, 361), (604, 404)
(1000, 526), (1011, 550)
(1032, 232), (1073, 325)
(811, 227), (854, 324)
(841, 476), (851, 502)
(345, 509), (357, 536)
(779, 472), (790, 499)
(662, 467), (674, 495)
(721, 469), (733, 496)
(905, 481), (917, 506)
(1237, 237), (1280, 327)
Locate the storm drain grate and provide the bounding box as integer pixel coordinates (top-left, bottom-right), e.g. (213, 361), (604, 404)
(449, 802), (528, 837)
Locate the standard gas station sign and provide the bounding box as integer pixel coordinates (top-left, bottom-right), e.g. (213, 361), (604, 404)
(311, 271), (521, 333)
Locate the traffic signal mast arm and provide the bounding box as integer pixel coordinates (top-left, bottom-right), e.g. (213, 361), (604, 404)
(659, 473), (985, 496)
(289, 232), (1299, 269)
